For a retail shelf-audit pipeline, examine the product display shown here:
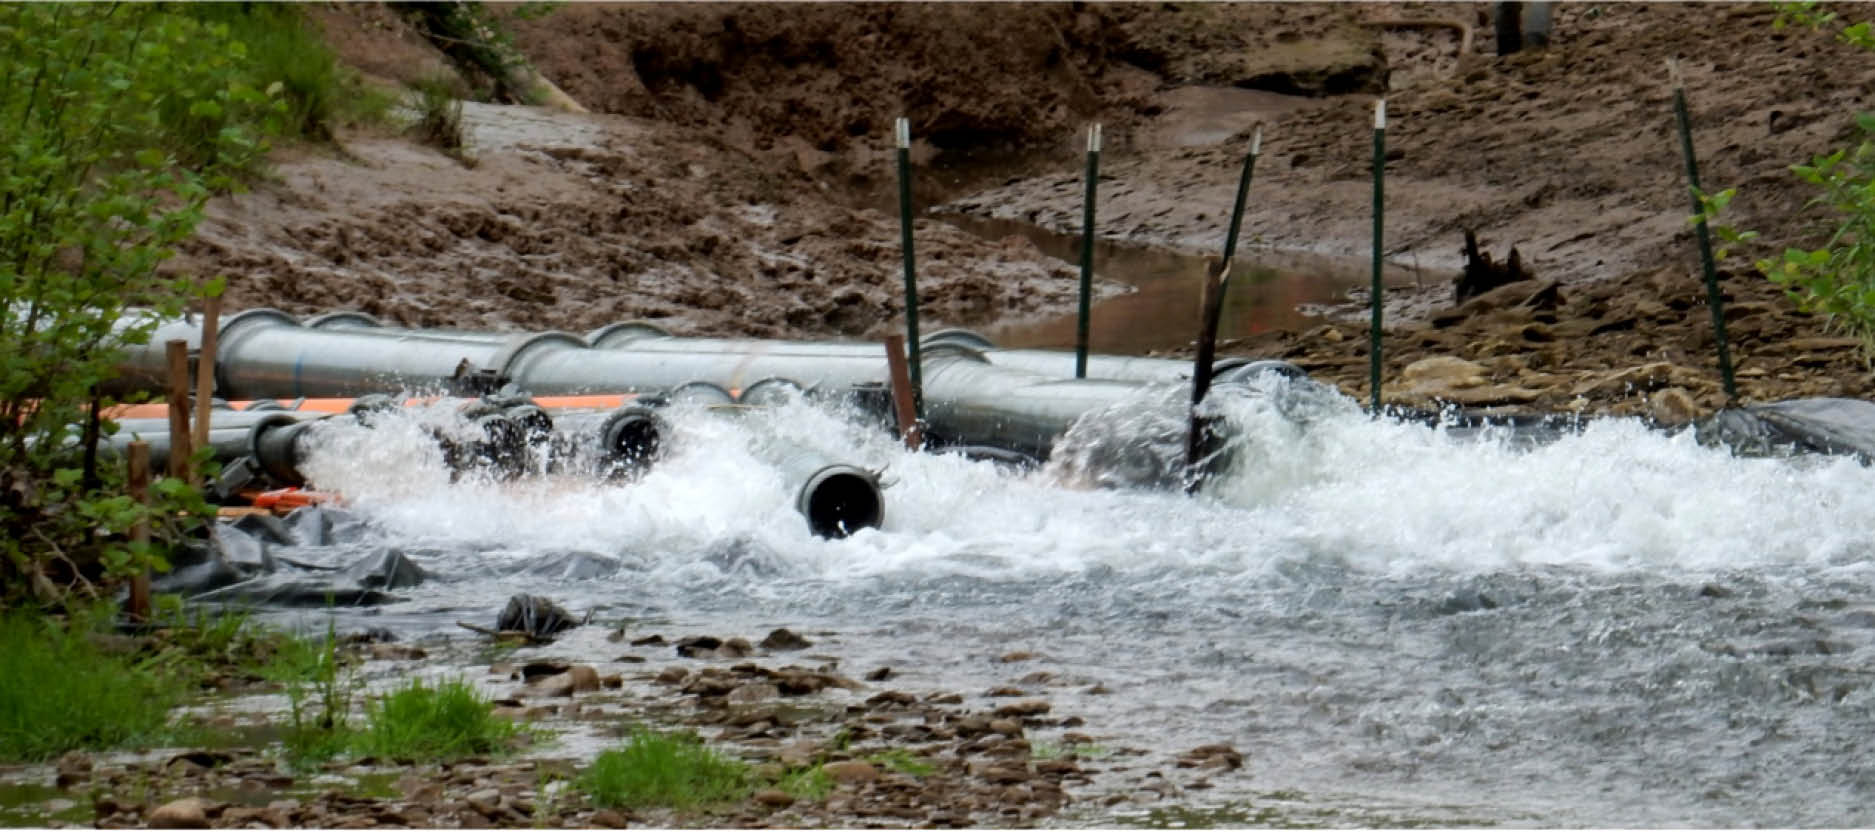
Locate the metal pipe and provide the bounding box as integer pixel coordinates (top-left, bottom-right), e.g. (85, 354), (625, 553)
(1076, 123), (1102, 378)
(918, 349), (1151, 461)
(750, 437), (883, 539)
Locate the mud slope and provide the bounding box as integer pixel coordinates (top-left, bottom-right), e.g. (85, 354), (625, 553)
(173, 102), (1101, 337)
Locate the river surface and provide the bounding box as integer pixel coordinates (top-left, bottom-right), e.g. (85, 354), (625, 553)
(269, 374), (1875, 828)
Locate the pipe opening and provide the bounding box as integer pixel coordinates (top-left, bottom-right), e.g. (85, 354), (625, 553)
(598, 409), (664, 479)
(803, 468), (883, 539)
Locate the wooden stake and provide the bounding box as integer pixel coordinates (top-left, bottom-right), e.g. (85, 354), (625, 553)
(883, 334), (924, 450)
(165, 339), (192, 481)
(127, 441), (151, 624)
(192, 295), (220, 452)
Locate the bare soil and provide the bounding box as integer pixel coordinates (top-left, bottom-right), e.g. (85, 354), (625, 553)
(173, 1), (1875, 416)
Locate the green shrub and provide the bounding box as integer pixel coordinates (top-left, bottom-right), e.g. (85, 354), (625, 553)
(353, 678), (517, 762)
(1758, 3), (1875, 355)
(0, 4), (278, 601)
(0, 610), (176, 761)
(579, 729), (751, 809)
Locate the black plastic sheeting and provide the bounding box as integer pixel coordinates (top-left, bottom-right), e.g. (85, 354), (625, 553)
(1697, 397), (1875, 461)
(154, 507), (427, 607)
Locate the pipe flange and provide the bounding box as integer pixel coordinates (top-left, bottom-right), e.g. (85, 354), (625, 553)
(738, 377), (806, 407)
(922, 328), (997, 352)
(587, 320), (673, 349)
(304, 311), (381, 330)
(214, 308), (303, 395)
(486, 331), (588, 384)
(668, 381), (736, 407)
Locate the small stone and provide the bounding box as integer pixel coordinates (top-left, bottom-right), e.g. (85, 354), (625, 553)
(997, 651), (1036, 663)
(520, 660), (571, 681)
(675, 635), (723, 657)
(466, 788), (502, 816)
(368, 643), (426, 661)
(148, 797), (210, 829)
(1649, 387), (1698, 425)
(590, 808), (628, 827)
(822, 761), (880, 783)
(629, 634), (666, 646)
(988, 718), (1023, 736)
(655, 666), (688, 685)
(753, 788), (796, 808)
(759, 628), (813, 651)
(727, 683), (781, 704)
(993, 700), (1051, 718)
(865, 667), (894, 682)
(600, 673), (624, 689)
(985, 686), (1025, 697)
(54, 750), (92, 788)
(720, 637), (755, 658)
(567, 665), (601, 692)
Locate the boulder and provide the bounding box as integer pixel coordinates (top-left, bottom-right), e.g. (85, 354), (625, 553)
(148, 797), (211, 829)
(759, 628), (813, 651)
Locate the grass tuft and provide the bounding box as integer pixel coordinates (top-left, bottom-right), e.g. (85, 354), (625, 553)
(353, 677), (517, 762)
(579, 729), (751, 809)
(0, 610), (176, 762)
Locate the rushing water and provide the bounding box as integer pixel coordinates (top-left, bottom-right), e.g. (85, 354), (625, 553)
(286, 377), (1875, 827)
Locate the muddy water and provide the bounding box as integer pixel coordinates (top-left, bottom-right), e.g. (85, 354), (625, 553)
(934, 212), (1434, 354)
(239, 378), (1875, 828)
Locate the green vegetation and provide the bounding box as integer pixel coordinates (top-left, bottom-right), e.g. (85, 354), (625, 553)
(773, 765), (834, 802)
(409, 76), (470, 159)
(0, 609), (176, 761)
(0, 4), (386, 605)
(353, 677), (519, 762)
(578, 729), (752, 809)
(1756, 3), (1875, 355)
(260, 622), (363, 768)
(867, 747), (936, 776)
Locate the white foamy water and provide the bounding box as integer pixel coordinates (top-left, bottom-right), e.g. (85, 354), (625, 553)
(284, 380), (1875, 826)
(296, 379), (1875, 584)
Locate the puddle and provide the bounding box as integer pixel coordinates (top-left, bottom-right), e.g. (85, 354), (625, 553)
(0, 780), (92, 827)
(933, 212), (1439, 354)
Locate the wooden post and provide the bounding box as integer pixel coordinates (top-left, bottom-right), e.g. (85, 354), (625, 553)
(127, 441), (151, 624)
(192, 295), (220, 452)
(165, 339), (192, 481)
(883, 334), (923, 450)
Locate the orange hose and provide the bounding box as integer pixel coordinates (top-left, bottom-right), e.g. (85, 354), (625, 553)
(104, 393), (646, 420)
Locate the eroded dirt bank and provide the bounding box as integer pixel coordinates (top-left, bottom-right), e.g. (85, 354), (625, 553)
(169, 2), (1875, 422)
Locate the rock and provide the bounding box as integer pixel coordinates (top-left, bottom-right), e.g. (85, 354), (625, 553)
(997, 651), (1036, 663)
(778, 739), (823, 768)
(823, 761), (879, 783)
(675, 635), (723, 657)
(521, 660), (572, 680)
(1184, 744), (1243, 769)
(993, 700), (1051, 718)
(986, 686), (1026, 697)
(590, 808), (628, 827)
(759, 627), (813, 651)
(54, 750), (92, 788)
(465, 788), (503, 816)
(148, 797), (211, 829)
(527, 673), (575, 698)
(1649, 387), (1698, 425)
(865, 667), (894, 681)
(988, 718), (1024, 736)
(568, 665), (601, 692)
(368, 643), (427, 661)
(630, 634), (666, 646)
(753, 788), (796, 808)
(720, 637), (755, 658)
(727, 683), (781, 704)
(655, 666), (688, 685)
(1572, 362), (1675, 398)
(600, 673), (624, 689)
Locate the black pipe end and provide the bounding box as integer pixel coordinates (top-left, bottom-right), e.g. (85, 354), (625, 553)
(598, 408), (665, 480)
(803, 467), (883, 539)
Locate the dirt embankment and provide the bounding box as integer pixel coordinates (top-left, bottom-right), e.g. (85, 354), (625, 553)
(177, 2), (1875, 419)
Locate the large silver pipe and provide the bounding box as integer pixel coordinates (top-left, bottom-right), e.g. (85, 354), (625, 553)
(919, 350), (1156, 461)
(308, 313), (1250, 385)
